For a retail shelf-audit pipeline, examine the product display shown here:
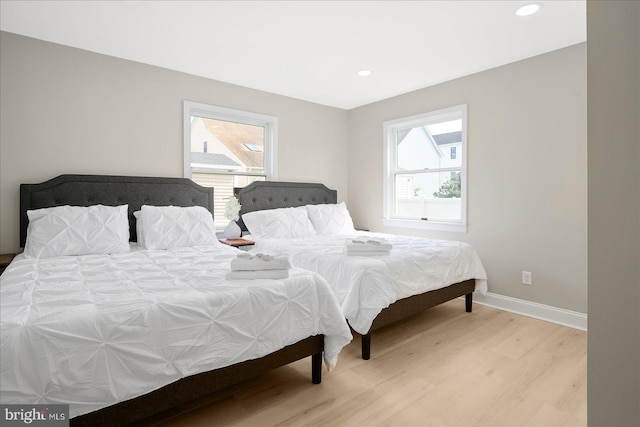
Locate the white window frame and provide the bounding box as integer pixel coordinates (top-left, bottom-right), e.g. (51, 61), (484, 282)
(383, 104), (467, 233)
(183, 101), (278, 180)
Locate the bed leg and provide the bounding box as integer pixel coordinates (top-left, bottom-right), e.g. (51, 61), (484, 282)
(312, 352), (322, 384)
(465, 293), (473, 313)
(362, 333), (371, 360)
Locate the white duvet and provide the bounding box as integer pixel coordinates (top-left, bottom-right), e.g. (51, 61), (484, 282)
(249, 232), (488, 334)
(0, 244), (352, 418)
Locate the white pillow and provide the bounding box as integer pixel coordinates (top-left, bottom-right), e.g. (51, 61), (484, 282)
(306, 202), (356, 235)
(24, 205), (130, 258)
(139, 205), (218, 250)
(242, 206), (317, 238)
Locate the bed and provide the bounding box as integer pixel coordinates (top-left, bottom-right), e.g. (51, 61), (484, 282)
(0, 174), (352, 426)
(235, 181), (488, 360)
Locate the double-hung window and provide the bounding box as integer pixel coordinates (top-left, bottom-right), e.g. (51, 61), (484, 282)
(383, 104), (467, 232)
(183, 101), (278, 229)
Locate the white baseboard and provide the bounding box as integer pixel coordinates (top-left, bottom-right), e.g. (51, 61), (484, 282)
(473, 292), (587, 331)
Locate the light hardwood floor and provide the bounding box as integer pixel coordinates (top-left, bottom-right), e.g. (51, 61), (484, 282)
(155, 299), (586, 427)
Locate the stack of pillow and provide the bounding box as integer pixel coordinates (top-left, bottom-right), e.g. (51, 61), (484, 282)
(134, 205), (219, 250)
(241, 201), (355, 239)
(23, 204), (222, 259)
(23, 204), (131, 258)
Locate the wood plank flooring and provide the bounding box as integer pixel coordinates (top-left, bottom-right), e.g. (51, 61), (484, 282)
(154, 299), (586, 427)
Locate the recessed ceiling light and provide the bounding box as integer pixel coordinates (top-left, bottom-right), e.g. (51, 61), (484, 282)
(516, 2), (543, 17)
(357, 70), (372, 77)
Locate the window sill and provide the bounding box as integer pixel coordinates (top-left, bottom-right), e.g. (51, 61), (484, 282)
(382, 218), (467, 233)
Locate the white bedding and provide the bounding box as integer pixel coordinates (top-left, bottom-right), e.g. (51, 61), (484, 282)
(248, 231), (488, 334)
(0, 244), (352, 418)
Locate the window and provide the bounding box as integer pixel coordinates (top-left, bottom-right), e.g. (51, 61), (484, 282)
(383, 104), (467, 232)
(183, 101), (278, 228)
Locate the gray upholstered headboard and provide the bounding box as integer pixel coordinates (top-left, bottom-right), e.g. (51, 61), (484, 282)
(20, 174), (214, 247)
(234, 181), (337, 232)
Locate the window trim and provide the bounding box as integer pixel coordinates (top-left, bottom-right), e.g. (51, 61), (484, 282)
(382, 104), (467, 233)
(183, 101), (278, 180)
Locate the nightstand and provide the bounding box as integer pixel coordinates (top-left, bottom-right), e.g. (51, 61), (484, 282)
(219, 238), (255, 251)
(0, 253), (16, 275)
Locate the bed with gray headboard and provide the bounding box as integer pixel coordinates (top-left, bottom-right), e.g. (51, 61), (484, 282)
(19, 174), (214, 247)
(11, 174), (332, 426)
(235, 181), (483, 360)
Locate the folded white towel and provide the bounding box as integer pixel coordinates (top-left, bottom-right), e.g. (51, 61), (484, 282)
(345, 237), (392, 252)
(230, 252), (291, 271)
(225, 269), (290, 280)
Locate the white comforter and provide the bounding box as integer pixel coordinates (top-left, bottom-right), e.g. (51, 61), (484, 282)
(0, 244), (352, 418)
(249, 232), (488, 334)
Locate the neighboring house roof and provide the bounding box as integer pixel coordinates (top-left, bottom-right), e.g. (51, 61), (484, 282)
(397, 128), (411, 143)
(398, 129), (461, 146)
(398, 128), (462, 145)
(432, 131), (462, 145)
(191, 152), (240, 167)
(203, 119), (263, 168)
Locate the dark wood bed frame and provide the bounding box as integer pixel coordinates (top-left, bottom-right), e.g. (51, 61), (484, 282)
(19, 174), (325, 426)
(235, 181), (475, 360)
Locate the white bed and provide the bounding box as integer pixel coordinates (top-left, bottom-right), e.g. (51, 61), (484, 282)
(245, 231), (487, 335)
(0, 244), (351, 419)
(235, 181), (488, 359)
(1, 174), (352, 426)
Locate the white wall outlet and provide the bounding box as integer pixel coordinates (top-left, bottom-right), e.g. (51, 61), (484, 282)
(522, 271), (532, 285)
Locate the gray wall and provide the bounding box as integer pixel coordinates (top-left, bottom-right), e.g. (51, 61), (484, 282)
(348, 44), (588, 313)
(0, 31), (349, 253)
(0, 31), (589, 315)
(587, 1), (640, 426)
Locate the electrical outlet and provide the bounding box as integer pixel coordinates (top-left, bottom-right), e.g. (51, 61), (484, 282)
(522, 271), (532, 285)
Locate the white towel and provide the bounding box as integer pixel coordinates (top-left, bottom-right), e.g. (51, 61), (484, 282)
(225, 269), (290, 280)
(345, 237), (392, 252)
(230, 252), (291, 271)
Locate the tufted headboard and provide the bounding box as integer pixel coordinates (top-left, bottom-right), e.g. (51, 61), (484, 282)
(20, 174), (214, 247)
(234, 181), (337, 232)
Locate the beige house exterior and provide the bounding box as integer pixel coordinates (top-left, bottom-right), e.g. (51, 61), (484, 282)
(189, 117), (265, 226)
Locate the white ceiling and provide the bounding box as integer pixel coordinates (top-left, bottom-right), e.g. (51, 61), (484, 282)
(0, 0), (586, 110)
